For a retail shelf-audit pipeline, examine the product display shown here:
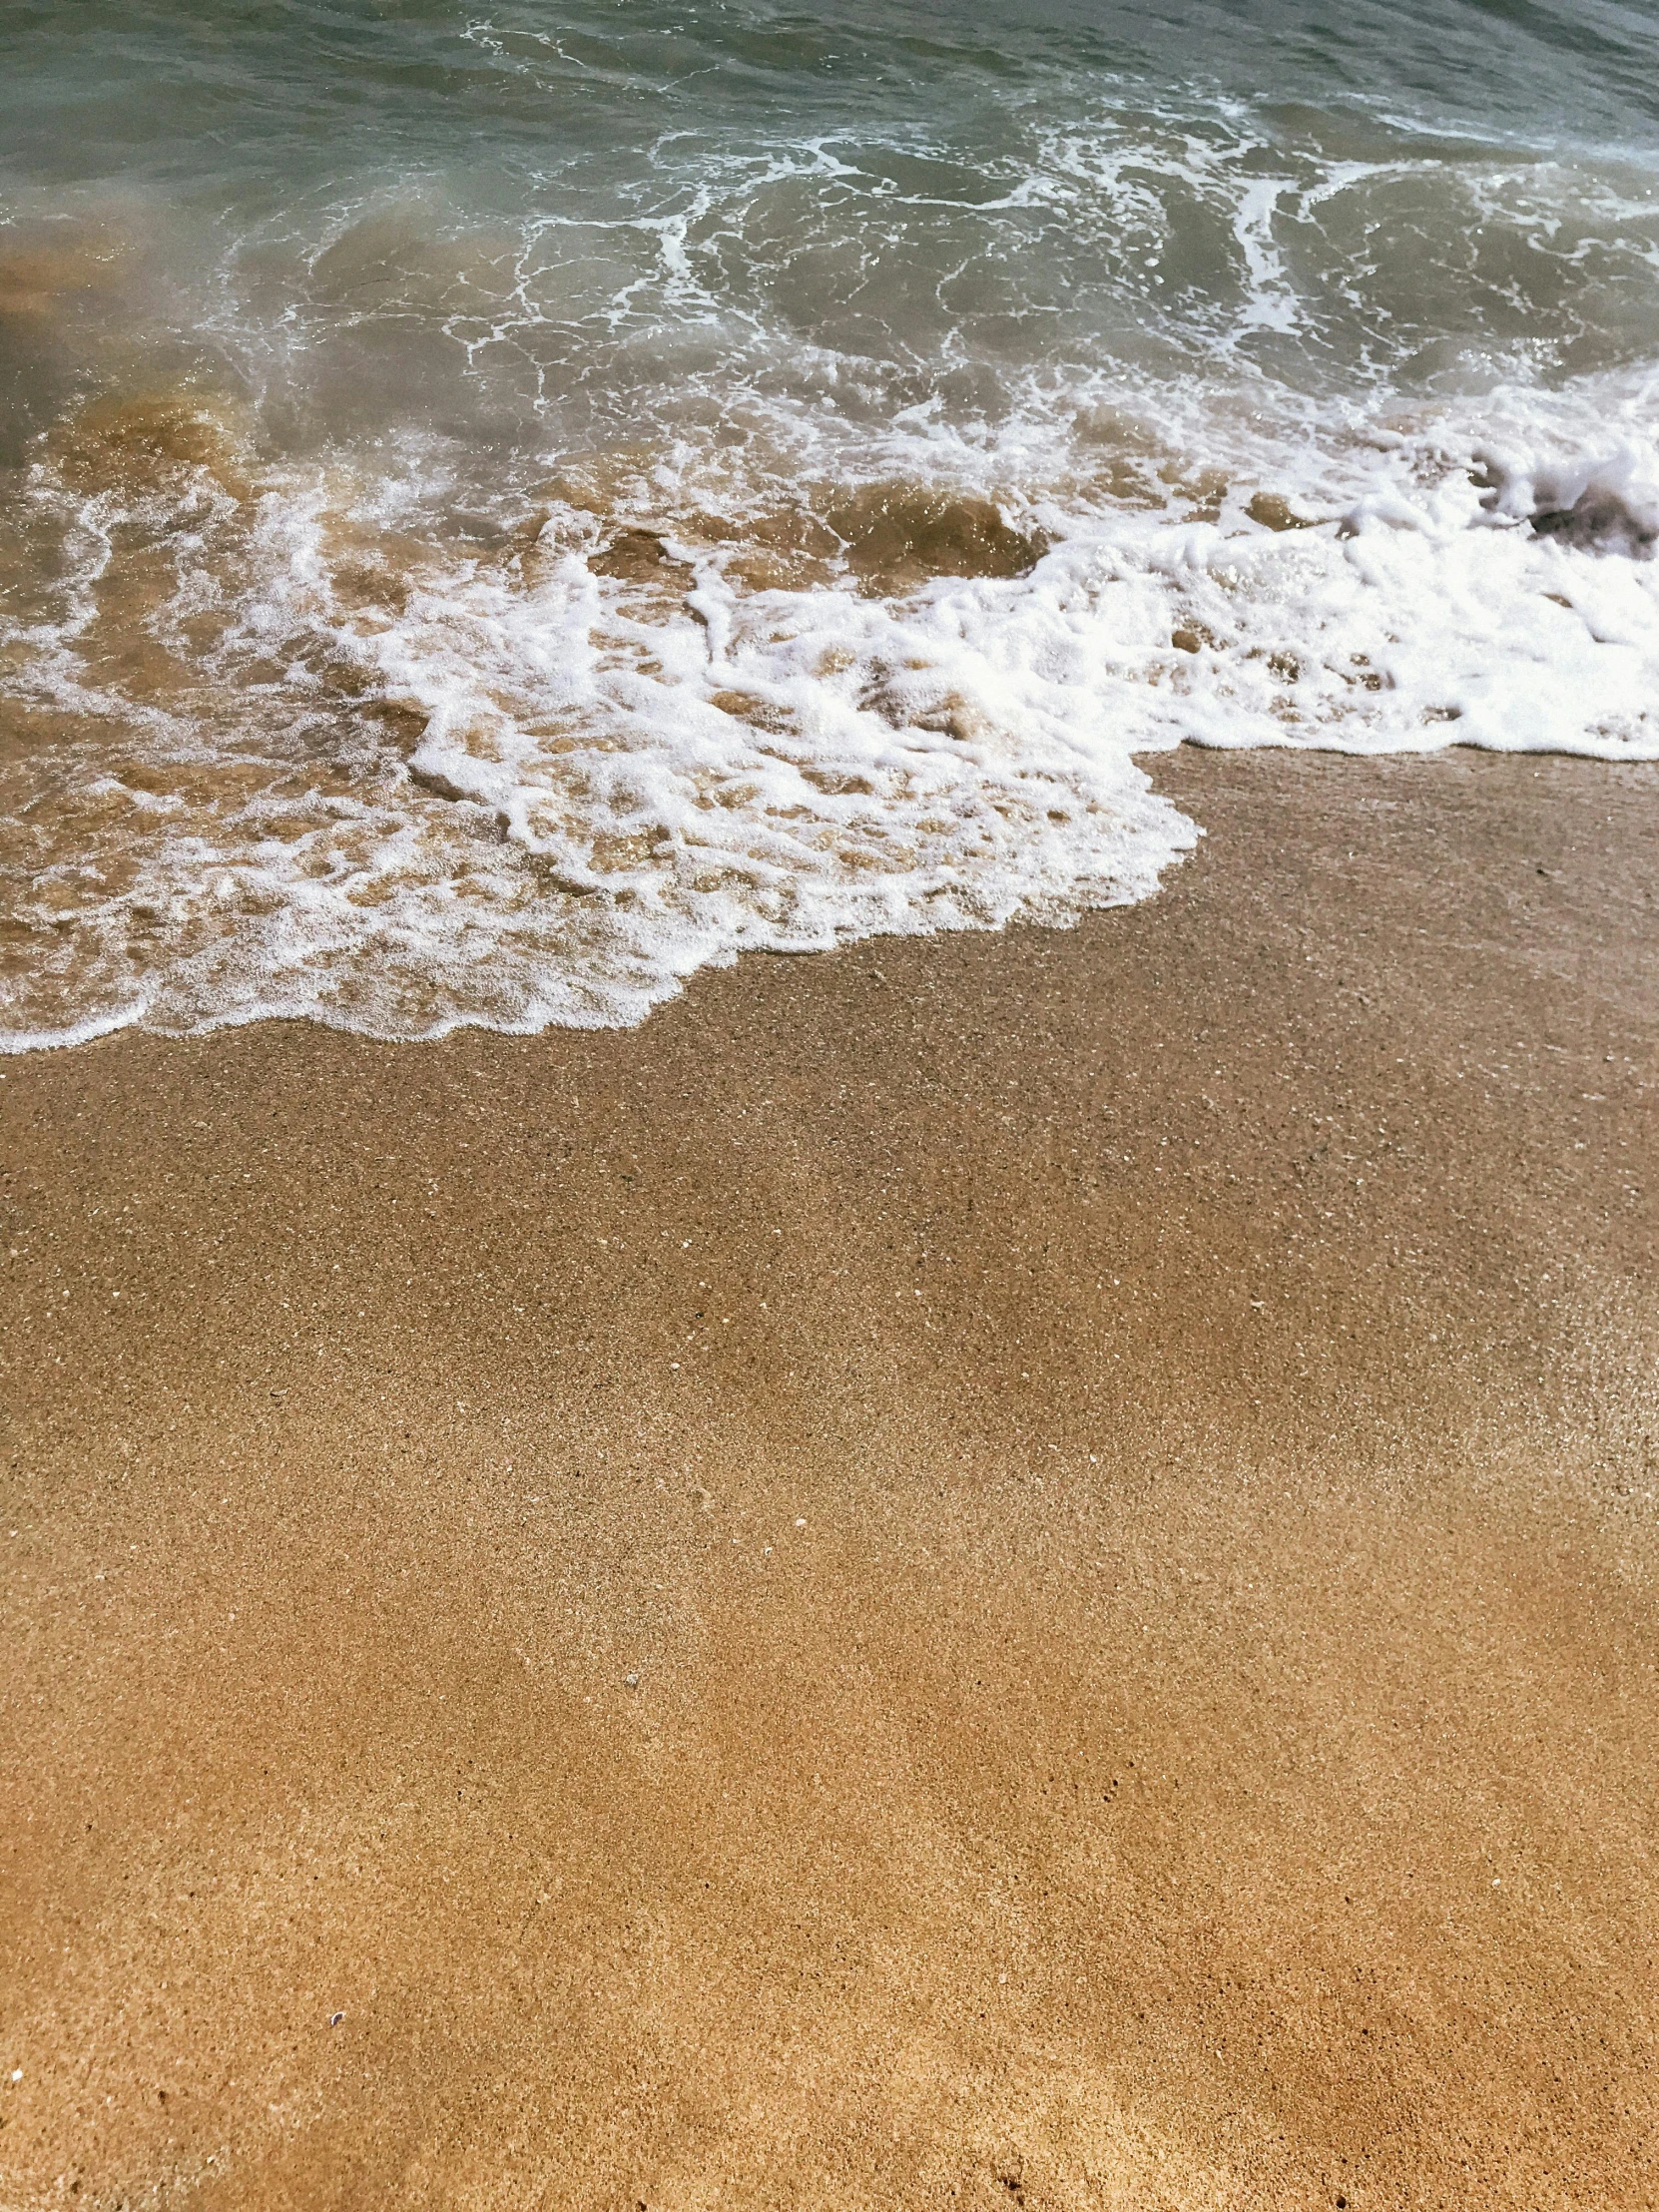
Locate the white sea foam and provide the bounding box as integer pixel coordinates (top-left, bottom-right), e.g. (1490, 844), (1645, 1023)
(3, 370), (1656, 1050)
(2, 48), (1658, 1047)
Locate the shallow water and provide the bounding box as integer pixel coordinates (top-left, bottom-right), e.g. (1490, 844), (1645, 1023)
(3, 0), (1658, 1044)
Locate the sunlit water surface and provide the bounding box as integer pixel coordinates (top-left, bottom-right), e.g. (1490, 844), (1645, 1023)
(3, 0), (1658, 1042)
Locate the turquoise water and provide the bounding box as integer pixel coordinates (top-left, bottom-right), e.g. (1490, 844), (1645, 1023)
(3, 2), (1658, 1042)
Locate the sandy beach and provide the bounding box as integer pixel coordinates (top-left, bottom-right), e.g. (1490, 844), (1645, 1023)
(3, 743), (1656, 2210)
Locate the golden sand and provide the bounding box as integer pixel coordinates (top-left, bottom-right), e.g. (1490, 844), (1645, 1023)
(2, 747), (1656, 2209)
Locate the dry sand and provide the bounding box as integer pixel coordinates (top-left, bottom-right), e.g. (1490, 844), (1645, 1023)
(2, 747), (1656, 2210)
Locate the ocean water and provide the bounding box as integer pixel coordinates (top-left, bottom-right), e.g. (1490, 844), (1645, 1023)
(2, 1), (1657, 1046)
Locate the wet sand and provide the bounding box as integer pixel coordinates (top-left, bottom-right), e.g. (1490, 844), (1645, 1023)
(2, 746), (1656, 2210)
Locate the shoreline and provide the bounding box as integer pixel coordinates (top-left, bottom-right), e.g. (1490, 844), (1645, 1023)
(3, 743), (1656, 2209)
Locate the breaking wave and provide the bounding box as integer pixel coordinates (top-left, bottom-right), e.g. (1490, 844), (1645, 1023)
(2, 2), (1658, 1045)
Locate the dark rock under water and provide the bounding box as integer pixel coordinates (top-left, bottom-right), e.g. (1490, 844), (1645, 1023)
(1531, 489), (1658, 557)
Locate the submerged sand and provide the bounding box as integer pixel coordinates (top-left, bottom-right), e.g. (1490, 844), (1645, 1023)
(2, 747), (1656, 2209)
